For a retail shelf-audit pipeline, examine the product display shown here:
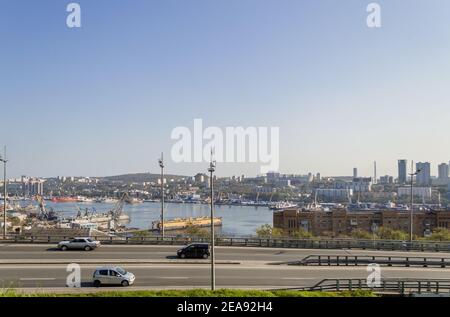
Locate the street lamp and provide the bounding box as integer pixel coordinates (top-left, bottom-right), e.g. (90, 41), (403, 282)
(208, 157), (216, 291)
(0, 147), (8, 239)
(158, 153), (165, 239)
(409, 166), (422, 243)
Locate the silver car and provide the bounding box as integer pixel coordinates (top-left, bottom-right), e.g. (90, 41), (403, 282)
(92, 266), (135, 287)
(58, 237), (100, 251)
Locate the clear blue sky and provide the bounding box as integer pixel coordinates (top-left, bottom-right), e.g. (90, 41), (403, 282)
(1, 0), (450, 178)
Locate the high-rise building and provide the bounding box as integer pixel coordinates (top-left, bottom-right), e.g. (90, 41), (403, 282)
(398, 160), (407, 184)
(22, 178), (44, 197)
(416, 162), (431, 186)
(438, 163), (449, 180)
(353, 168), (358, 178)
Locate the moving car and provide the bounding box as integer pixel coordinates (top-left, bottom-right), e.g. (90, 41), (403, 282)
(58, 237), (101, 251)
(177, 243), (210, 259)
(92, 266), (135, 287)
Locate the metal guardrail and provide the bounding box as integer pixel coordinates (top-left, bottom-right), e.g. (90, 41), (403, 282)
(1, 235), (450, 252)
(296, 278), (450, 295)
(297, 255), (450, 267)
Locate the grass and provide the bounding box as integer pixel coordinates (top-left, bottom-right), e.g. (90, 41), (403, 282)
(0, 288), (376, 297)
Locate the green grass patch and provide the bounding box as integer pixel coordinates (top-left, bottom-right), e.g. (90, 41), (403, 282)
(0, 289), (376, 297)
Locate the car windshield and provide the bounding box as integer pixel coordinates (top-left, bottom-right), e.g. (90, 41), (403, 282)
(86, 239), (93, 242)
(116, 267), (127, 275)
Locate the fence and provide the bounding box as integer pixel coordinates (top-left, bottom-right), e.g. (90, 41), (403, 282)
(295, 278), (450, 295)
(1, 235), (450, 252)
(296, 255), (450, 267)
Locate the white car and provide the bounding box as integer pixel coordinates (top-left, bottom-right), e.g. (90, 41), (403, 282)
(92, 266), (135, 287)
(58, 237), (101, 251)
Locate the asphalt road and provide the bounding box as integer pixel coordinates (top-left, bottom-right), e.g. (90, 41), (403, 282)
(1, 244), (450, 291)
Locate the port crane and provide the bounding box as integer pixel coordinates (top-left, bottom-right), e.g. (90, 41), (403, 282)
(110, 193), (126, 221)
(35, 195), (57, 221)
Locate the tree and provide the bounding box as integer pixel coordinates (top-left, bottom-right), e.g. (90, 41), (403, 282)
(376, 227), (408, 240)
(256, 224), (283, 238)
(427, 228), (450, 241)
(350, 229), (372, 240)
(291, 228), (313, 239)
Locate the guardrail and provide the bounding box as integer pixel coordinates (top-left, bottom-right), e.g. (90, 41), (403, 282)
(295, 278), (450, 295)
(296, 255), (450, 267)
(1, 235), (450, 252)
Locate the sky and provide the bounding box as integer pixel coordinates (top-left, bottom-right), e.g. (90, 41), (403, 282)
(1, 0), (450, 179)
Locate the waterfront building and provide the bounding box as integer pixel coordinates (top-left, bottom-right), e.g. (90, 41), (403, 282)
(438, 163), (449, 180)
(273, 208), (449, 237)
(416, 162), (431, 186)
(379, 175), (394, 184)
(315, 188), (353, 201)
(349, 177), (372, 192)
(397, 187), (432, 200)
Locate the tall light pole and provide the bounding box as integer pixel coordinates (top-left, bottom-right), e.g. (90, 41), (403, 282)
(409, 163), (421, 243)
(208, 156), (216, 291)
(0, 147), (8, 239)
(158, 153), (165, 239)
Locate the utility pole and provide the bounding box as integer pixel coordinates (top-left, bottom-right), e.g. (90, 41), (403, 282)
(208, 154), (216, 291)
(0, 147), (8, 239)
(158, 153), (165, 239)
(409, 161), (421, 243)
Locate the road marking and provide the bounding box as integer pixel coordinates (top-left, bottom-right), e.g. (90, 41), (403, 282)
(19, 277), (56, 281)
(282, 278), (317, 280)
(158, 277), (190, 279)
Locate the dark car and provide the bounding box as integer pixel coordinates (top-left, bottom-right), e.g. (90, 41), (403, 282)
(177, 243), (210, 259)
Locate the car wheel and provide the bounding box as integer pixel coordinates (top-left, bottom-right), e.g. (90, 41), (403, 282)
(84, 246), (92, 251)
(180, 253), (186, 259)
(93, 280), (101, 288)
(61, 245), (68, 251)
(121, 280), (129, 287)
(202, 253), (209, 259)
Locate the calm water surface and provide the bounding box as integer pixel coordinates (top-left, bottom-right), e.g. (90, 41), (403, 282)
(42, 202), (274, 236)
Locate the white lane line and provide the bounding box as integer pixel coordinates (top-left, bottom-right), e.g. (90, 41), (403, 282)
(157, 277), (190, 279)
(19, 277), (56, 281)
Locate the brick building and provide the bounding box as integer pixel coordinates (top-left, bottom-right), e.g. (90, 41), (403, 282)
(273, 208), (450, 237)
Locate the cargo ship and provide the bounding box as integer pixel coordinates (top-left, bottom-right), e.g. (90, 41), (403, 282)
(51, 197), (78, 203)
(152, 216), (222, 231)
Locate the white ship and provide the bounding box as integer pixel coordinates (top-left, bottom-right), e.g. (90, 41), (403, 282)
(77, 196), (94, 203)
(269, 201), (298, 211)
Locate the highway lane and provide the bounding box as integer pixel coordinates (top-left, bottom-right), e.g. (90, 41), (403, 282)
(0, 265), (450, 289)
(1, 244), (450, 263)
(2, 263), (450, 290)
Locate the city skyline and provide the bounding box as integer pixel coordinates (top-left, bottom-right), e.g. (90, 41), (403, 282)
(4, 158), (450, 181)
(2, 1), (450, 178)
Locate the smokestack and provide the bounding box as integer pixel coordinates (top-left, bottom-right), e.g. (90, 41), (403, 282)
(374, 161), (377, 184)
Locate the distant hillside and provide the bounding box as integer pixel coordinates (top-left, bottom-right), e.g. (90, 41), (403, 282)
(100, 173), (189, 183)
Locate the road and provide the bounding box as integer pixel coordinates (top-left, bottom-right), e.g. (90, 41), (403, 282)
(1, 244), (450, 291)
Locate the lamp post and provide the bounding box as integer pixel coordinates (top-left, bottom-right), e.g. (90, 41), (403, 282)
(158, 153), (165, 239)
(0, 147), (7, 239)
(208, 157), (216, 291)
(409, 165), (421, 243)
(371, 223), (378, 248)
